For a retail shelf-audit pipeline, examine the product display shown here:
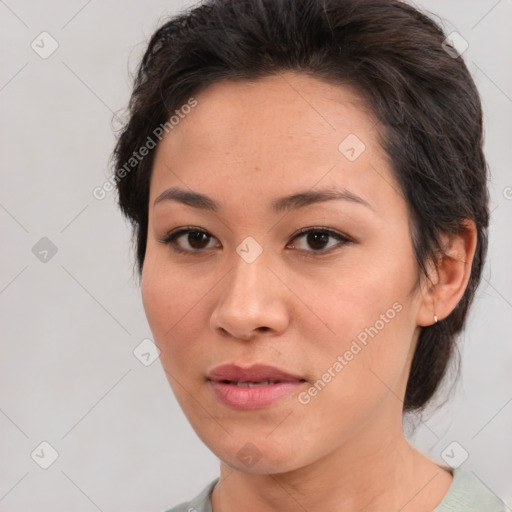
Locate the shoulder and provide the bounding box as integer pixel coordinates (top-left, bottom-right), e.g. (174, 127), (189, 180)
(433, 467), (505, 512)
(160, 470), (506, 512)
(160, 478), (218, 512)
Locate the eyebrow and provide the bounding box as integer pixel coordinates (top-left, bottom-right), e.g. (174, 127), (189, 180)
(153, 186), (372, 214)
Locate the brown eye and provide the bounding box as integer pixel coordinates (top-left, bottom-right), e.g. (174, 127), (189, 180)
(160, 228), (219, 254)
(305, 231), (330, 250)
(289, 228), (352, 254)
(186, 231), (211, 249)
(159, 226), (352, 256)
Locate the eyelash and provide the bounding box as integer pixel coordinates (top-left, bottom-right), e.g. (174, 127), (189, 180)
(158, 226), (353, 256)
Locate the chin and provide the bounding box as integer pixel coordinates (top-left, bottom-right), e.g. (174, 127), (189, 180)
(206, 434), (309, 475)
(223, 454), (302, 475)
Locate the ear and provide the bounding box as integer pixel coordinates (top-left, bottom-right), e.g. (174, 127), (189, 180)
(416, 219), (478, 327)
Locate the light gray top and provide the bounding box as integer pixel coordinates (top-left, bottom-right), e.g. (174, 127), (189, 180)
(162, 467), (505, 512)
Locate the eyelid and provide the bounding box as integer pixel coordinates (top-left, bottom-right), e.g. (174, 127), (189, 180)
(289, 226), (352, 243)
(160, 226), (208, 242)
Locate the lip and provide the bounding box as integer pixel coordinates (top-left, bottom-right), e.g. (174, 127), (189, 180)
(207, 364), (306, 410)
(208, 363), (305, 383)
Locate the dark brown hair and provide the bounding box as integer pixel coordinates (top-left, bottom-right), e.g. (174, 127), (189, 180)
(111, 0), (489, 412)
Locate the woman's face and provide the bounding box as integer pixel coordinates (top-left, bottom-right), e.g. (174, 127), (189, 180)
(142, 72), (427, 473)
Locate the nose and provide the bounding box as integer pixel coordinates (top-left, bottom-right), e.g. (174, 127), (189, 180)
(210, 251), (290, 341)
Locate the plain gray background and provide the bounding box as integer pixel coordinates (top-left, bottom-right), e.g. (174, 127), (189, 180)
(1, 0), (511, 510)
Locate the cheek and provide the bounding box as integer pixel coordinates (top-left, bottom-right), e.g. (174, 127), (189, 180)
(304, 248), (418, 398)
(141, 255), (205, 369)
(312, 258), (412, 348)
(296, 307), (414, 447)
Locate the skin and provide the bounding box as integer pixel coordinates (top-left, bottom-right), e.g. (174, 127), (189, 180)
(141, 71), (477, 511)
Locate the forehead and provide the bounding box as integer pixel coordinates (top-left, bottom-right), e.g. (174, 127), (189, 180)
(158, 73), (376, 155)
(149, 72), (399, 212)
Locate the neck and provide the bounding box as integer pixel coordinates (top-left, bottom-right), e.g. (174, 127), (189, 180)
(211, 423), (452, 512)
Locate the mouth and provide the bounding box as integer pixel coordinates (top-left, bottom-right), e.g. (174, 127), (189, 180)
(207, 363), (306, 383)
(216, 379), (302, 386)
(207, 364), (307, 409)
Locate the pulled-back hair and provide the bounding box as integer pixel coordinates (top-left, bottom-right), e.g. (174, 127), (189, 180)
(111, 0), (489, 412)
